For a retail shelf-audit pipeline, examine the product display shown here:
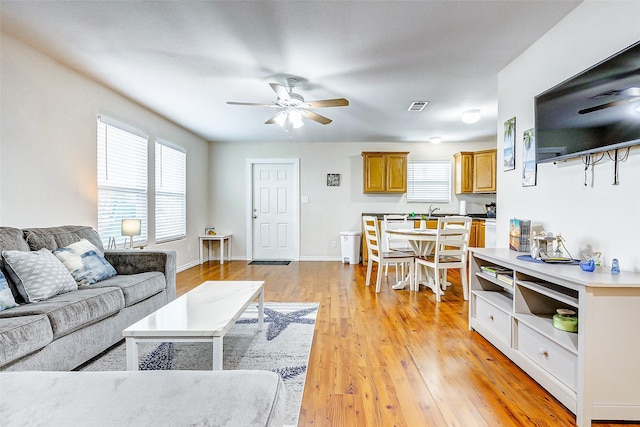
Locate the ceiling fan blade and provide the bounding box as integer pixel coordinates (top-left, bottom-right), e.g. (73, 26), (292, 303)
(269, 83), (290, 101)
(227, 101), (272, 107)
(301, 109), (332, 125)
(305, 98), (349, 108)
(265, 111), (286, 125)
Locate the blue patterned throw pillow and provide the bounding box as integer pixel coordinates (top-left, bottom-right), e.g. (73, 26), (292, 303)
(0, 270), (19, 311)
(2, 249), (78, 303)
(53, 239), (117, 286)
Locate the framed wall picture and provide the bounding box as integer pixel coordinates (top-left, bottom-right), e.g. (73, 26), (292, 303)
(522, 128), (537, 187)
(504, 117), (516, 171)
(327, 173), (340, 186)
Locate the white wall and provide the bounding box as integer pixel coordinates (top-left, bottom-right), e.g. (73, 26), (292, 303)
(497, 1), (640, 271)
(0, 34), (210, 269)
(1, 31), (499, 266)
(209, 140), (495, 260)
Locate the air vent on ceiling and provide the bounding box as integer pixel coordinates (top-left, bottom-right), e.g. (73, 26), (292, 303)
(408, 101), (429, 112)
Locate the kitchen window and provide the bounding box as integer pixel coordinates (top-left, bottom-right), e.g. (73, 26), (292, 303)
(406, 160), (451, 203)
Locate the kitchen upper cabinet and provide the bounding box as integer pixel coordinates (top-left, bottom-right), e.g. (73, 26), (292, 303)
(362, 152), (409, 193)
(454, 152), (474, 194)
(473, 149), (496, 193)
(453, 149), (496, 194)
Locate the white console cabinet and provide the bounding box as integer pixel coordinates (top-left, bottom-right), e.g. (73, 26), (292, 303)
(468, 248), (640, 427)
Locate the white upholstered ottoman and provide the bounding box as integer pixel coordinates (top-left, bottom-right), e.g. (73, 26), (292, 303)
(0, 370), (285, 426)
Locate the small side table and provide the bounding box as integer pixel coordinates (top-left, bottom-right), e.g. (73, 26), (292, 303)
(199, 234), (232, 265)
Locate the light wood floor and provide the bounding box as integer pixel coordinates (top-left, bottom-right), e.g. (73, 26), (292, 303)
(178, 261), (638, 427)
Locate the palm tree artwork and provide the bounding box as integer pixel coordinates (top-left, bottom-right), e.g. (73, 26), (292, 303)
(522, 128), (536, 186)
(504, 117), (516, 170)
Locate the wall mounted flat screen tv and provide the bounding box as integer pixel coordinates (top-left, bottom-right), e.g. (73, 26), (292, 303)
(535, 41), (640, 163)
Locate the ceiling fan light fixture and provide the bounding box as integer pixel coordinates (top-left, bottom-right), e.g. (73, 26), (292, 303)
(462, 109), (481, 124)
(289, 110), (304, 128)
(274, 111), (287, 127)
(430, 136), (442, 144)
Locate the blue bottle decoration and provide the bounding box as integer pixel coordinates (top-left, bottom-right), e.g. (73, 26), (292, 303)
(611, 258), (620, 274)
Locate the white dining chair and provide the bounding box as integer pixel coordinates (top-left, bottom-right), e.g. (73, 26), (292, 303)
(382, 214), (413, 281)
(362, 216), (415, 293)
(414, 216), (471, 302)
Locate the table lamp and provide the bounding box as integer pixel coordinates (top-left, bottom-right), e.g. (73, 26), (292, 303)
(121, 219), (141, 249)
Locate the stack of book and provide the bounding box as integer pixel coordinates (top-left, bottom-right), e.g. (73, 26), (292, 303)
(480, 265), (514, 286)
(497, 273), (514, 286)
(480, 265), (512, 277)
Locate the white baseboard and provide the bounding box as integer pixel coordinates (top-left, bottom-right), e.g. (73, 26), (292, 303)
(177, 260), (200, 272)
(298, 256), (352, 262)
(179, 257), (357, 270)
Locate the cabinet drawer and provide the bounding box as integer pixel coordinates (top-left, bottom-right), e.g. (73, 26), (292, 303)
(516, 322), (577, 391)
(474, 296), (511, 344)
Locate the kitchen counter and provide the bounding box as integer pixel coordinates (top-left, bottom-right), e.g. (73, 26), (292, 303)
(362, 212), (490, 219)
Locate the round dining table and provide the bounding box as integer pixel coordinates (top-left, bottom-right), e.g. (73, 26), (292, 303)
(385, 227), (466, 294)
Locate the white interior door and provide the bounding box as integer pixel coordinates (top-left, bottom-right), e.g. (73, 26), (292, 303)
(248, 159), (299, 260)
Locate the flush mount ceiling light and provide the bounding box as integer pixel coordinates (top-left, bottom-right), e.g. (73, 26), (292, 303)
(430, 136), (442, 144)
(462, 109), (481, 124)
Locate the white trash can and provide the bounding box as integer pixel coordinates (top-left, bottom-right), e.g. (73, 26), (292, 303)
(340, 231), (361, 265)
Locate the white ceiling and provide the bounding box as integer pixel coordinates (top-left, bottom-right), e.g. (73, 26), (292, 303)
(1, 0), (581, 144)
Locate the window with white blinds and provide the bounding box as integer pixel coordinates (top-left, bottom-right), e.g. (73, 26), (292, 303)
(97, 117), (148, 247)
(155, 141), (186, 243)
(406, 160), (452, 203)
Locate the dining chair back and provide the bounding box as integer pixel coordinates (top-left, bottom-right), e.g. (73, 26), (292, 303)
(382, 214), (412, 280)
(382, 214), (412, 251)
(415, 216), (472, 302)
(362, 216), (415, 293)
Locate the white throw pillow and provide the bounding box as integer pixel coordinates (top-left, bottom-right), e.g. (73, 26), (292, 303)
(2, 249), (78, 303)
(53, 239), (117, 286)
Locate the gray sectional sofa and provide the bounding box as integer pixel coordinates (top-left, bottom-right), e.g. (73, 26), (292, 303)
(0, 225), (288, 426)
(0, 225), (176, 371)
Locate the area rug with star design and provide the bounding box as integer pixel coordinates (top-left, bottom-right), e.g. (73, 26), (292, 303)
(77, 302), (319, 426)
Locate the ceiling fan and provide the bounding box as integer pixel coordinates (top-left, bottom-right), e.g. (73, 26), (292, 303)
(227, 78), (349, 128)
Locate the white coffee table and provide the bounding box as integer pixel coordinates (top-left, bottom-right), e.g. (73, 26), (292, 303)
(123, 280), (264, 371)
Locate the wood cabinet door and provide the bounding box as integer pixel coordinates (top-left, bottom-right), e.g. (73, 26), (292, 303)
(362, 152), (408, 193)
(386, 153), (407, 193)
(477, 221), (486, 248)
(363, 153), (387, 193)
(454, 152), (474, 194)
(473, 150), (496, 193)
(469, 221), (478, 247)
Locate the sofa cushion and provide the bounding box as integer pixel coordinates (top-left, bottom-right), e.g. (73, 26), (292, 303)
(53, 239), (117, 286)
(0, 287), (124, 339)
(22, 225), (104, 254)
(92, 272), (165, 307)
(0, 227), (30, 302)
(0, 315), (53, 367)
(2, 249), (78, 303)
(0, 271), (18, 312)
